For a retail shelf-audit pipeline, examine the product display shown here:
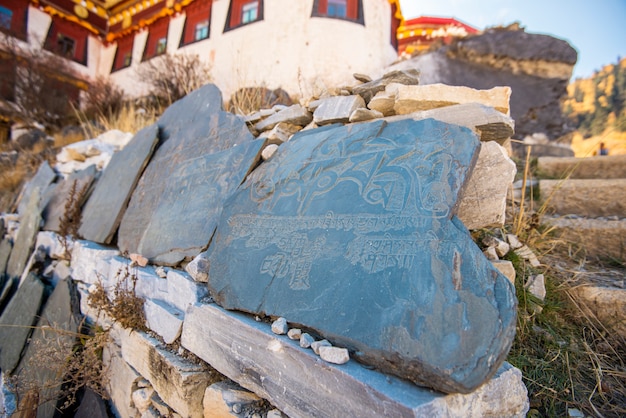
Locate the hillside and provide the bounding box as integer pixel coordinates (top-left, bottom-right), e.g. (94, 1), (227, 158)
(563, 57), (626, 156)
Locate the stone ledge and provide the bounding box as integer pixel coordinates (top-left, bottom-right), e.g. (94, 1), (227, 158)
(181, 303), (528, 418)
(540, 179), (626, 218)
(544, 217), (626, 261)
(537, 155), (626, 180)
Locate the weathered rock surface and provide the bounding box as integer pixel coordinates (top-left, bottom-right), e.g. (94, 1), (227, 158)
(203, 380), (263, 418)
(456, 141), (517, 229)
(0, 273), (45, 373)
(206, 118), (517, 393)
(569, 284), (626, 339)
(540, 179), (626, 218)
(14, 279), (79, 417)
(390, 83), (511, 116)
(182, 303), (528, 417)
(352, 69), (420, 103)
(79, 124), (159, 243)
(16, 161), (56, 216)
(42, 164), (97, 232)
(5, 190), (42, 283)
(254, 104), (312, 132)
(538, 154), (626, 180)
(118, 85), (264, 265)
(388, 27), (577, 142)
(313, 95), (366, 125)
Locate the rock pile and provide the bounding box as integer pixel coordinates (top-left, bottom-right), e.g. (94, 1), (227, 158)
(0, 74), (529, 417)
(388, 26), (578, 156)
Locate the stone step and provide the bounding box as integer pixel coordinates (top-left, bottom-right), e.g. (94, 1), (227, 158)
(181, 303), (529, 418)
(537, 155), (626, 180)
(543, 217), (626, 261)
(539, 179), (626, 218)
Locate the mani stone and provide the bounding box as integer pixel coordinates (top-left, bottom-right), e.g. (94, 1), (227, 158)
(41, 164), (98, 232)
(79, 124), (159, 244)
(0, 273), (46, 373)
(16, 161), (56, 216)
(206, 118), (518, 394)
(118, 138), (265, 265)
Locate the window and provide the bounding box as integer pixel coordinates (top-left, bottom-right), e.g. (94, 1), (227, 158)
(241, 1), (258, 24)
(57, 34), (76, 58)
(0, 6), (12, 30)
(194, 20), (209, 41)
(312, 0), (363, 24)
(112, 35), (134, 72)
(224, 0), (263, 32)
(327, 0), (346, 18)
(142, 17), (169, 60)
(156, 37), (167, 55)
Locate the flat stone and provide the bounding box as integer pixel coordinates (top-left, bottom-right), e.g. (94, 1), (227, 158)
(75, 388), (109, 418)
(79, 124), (159, 244)
(311, 339), (331, 355)
(42, 164), (97, 232)
(543, 217), (626, 261)
(120, 329), (210, 418)
(569, 285), (626, 339)
(540, 179), (626, 218)
(367, 90), (396, 116)
(118, 138), (265, 265)
(164, 269), (208, 312)
(14, 278), (79, 417)
(319, 346), (350, 364)
(456, 141), (517, 229)
(144, 299), (184, 344)
(16, 161), (56, 216)
(185, 251), (211, 282)
(353, 73), (373, 83)
(352, 69), (420, 103)
(483, 236), (511, 257)
(206, 119), (517, 394)
(391, 83), (511, 116)
(34, 230), (68, 260)
(0, 273), (46, 373)
(203, 380), (262, 418)
(537, 155), (626, 180)
(313, 95), (366, 125)
(103, 345), (141, 418)
(514, 245), (541, 267)
(182, 303), (528, 417)
(386, 103), (514, 144)
(261, 144), (279, 161)
(491, 260), (516, 285)
(349, 108), (383, 123)
(0, 238), (11, 279)
(70, 240), (120, 286)
(6, 189), (42, 283)
(525, 274), (546, 302)
(254, 104), (313, 132)
(260, 123), (301, 145)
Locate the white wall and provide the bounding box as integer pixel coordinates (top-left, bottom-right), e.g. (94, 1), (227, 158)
(111, 0), (398, 101)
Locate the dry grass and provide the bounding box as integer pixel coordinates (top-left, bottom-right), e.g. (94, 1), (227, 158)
(504, 152), (626, 417)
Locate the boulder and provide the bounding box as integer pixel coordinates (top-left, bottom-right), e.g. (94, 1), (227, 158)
(206, 118), (517, 393)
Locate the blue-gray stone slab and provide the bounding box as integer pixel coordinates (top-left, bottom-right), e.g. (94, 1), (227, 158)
(42, 165), (98, 233)
(6, 189), (42, 283)
(118, 139), (265, 265)
(0, 273), (45, 373)
(15, 278), (79, 417)
(206, 119), (517, 394)
(17, 161), (56, 216)
(79, 124), (159, 244)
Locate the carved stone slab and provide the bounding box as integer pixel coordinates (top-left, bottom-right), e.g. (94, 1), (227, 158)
(207, 119), (517, 394)
(118, 139), (265, 265)
(79, 124), (159, 243)
(6, 189), (42, 283)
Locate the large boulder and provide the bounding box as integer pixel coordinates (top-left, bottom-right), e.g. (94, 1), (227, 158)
(388, 27), (577, 146)
(206, 118), (517, 394)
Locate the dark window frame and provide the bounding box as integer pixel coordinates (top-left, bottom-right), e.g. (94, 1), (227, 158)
(311, 0), (364, 25)
(224, 0), (264, 33)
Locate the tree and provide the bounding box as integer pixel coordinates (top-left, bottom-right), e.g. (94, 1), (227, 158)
(136, 53), (212, 107)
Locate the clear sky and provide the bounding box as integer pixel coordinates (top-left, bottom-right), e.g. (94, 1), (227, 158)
(398, 0), (626, 80)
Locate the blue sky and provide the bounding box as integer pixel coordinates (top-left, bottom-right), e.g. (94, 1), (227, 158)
(398, 0), (626, 80)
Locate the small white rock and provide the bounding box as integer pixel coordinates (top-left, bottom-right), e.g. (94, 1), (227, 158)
(271, 317), (288, 335)
(483, 246), (499, 261)
(319, 346), (350, 365)
(300, 333), (315, 348)
(287, 328), (302, 340)
(311, 339), (331, 355)
(261, 144), (279, 160)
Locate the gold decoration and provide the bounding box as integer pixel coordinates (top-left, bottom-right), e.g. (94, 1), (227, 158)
(122, 14), (132, 29)
(74, 4), (89, 19)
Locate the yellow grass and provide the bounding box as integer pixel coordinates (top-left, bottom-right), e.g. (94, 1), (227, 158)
(570, 130), (626, 157)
